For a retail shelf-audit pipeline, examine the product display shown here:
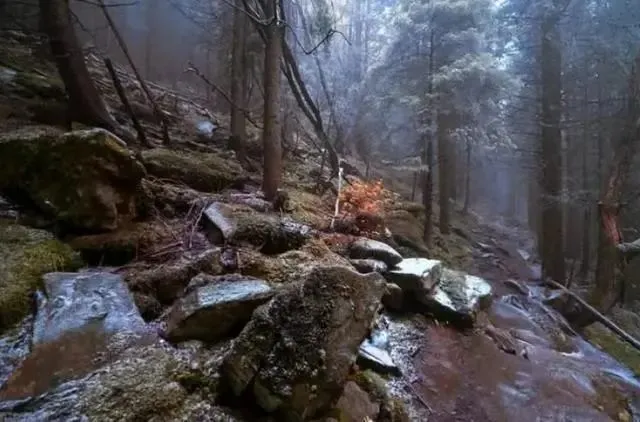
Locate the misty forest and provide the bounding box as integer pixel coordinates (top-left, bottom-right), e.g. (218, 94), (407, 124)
(0, 0), (640, 420)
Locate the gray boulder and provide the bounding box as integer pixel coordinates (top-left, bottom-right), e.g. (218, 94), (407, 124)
(384, 258), (442, 297)
(349, 238), (403, 267)
(163, 273), (274, 343)
(422, 269), (493, 326)
(222, 266), (386, 421)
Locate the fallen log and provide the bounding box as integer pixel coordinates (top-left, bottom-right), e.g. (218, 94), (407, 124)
(544, 278), (640, 351)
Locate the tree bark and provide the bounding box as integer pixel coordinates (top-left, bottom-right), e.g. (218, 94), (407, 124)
(39, 0), (121, 134)
(539, 14), (565, 282)
(438, 113), (451, 235)
(579, 85), (592, 278)
(462, 137), (471, 214)
(261, 0), (284, 200)
(230, 0), (248, 161)
(423, 138), (434, 247)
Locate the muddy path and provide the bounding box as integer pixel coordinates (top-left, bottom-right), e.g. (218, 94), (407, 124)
(387, 216), (640, 422)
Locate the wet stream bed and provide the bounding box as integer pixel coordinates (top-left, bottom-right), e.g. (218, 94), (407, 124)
(384, 218), (640, 422)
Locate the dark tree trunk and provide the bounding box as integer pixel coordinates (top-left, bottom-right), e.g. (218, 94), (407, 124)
(423, 138), (434, 247)
(579, 86), (592, 278)
(40, 0), (120, 133)
(438, 112), (450, 235)
(230, 0), (248, 161)
(261, 0), (284, 200)
(539, 15), (565, 282)
(462, 138), (471, 214)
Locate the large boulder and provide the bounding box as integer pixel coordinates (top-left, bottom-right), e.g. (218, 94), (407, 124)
(0, 127), (146, 232)
(222, 266), (386, 421)
(0, 223), (78, 334)
(422, 269), (493, 326)
(141, 148), (245, 193)
(163, 273), (274, 344)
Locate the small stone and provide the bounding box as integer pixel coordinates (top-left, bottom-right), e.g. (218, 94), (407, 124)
(357, 340), (400, 376)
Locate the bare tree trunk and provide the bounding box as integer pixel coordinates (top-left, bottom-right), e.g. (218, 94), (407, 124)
(540, 14), (565, 282)
(230, 0), (248, 161)
(39, 0), (122, 135)
(462, 137), (471, 214)
(97, 0), (171, 145)
(261, 0), (284, 200)
(438, 113), (451, 235)
(424, 139), (434, 247)
(579, 85), (592, 278)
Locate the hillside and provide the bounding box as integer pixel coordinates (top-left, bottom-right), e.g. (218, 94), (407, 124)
(0, 29), (639, 422)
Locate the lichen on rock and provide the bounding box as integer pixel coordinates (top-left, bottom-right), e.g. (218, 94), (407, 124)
(0, 126), (146, 231)
(0, 222), (79, 334)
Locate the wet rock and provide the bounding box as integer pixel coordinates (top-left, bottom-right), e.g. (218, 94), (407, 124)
(163, 273), (274, 343)
(0, 195), (18, 220)
(0, 316), (33, 387)
(222, 266), (386, 420)
(0, 127), (146, 232)
(358, 340), (400, 376)
(125, 248), (222, 306)
(204, 202), (314, 254)
(351, 258), (388, 274)
(0, 223), (79, 334)
(0, 342), (227, 421)
(141, 148), (244, 193)
(422, 269), (493, 326)
(350, 238), (403, 267)
(335, 381), (380, 422)
(384, 258), (442, 298)
(33, 272), (146, 345)
(382, 283), (404, 312)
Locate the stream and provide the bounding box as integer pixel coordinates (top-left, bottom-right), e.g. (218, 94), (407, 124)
(383, 216), (640, 422)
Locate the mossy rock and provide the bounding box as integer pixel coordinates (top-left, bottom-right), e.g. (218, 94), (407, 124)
(0, 126), (146, 232)
(585, 322), (640, 376)
(141, 148), (245, 193)
(348, 370), (410, 422)
(0, 222), (80, 334)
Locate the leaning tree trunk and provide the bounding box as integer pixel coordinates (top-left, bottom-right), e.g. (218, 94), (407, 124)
(539, 14), (565, 283)
(39, 0), (121, 134)
(261, 0), (284, 200)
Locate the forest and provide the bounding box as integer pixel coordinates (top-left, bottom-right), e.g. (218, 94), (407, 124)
(0, 0), (639, 421)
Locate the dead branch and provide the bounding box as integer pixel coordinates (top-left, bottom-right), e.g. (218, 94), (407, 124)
(185, 62), (262, 129)
(104, 57), (150, 147)
(97, 0), (172, 145)
(544, 278), (640, 351)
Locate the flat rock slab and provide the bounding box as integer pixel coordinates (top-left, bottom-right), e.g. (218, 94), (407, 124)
(349, 238), (403, 267)
(163, 273), (274, 343)
(34, 272), (146, 345)
(357, 339), (400, 376)
(385, 258), (442, 297)
(421, 269), (493, 326)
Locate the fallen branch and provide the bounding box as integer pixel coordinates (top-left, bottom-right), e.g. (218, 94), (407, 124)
(544, 278), (640, 351)
(97, 0), (172, 145)
(104, 57), (150, 147)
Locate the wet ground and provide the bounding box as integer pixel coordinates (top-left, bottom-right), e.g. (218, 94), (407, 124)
(387, 216), (640, 422)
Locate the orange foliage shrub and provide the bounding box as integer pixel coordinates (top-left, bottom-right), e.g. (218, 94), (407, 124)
(338, 179), (385, 217)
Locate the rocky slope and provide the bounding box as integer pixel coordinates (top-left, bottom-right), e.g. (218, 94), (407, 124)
(0, 30), (639, 422)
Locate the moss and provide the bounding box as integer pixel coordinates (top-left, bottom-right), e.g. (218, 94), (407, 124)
(585, 323), (640, 376)
(0, 223), (80, 333)
(288, 189), (331, 229)
(141, 148), (244, 193)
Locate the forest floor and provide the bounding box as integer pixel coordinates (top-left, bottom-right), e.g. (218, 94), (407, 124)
(1, 29), (640, 422)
